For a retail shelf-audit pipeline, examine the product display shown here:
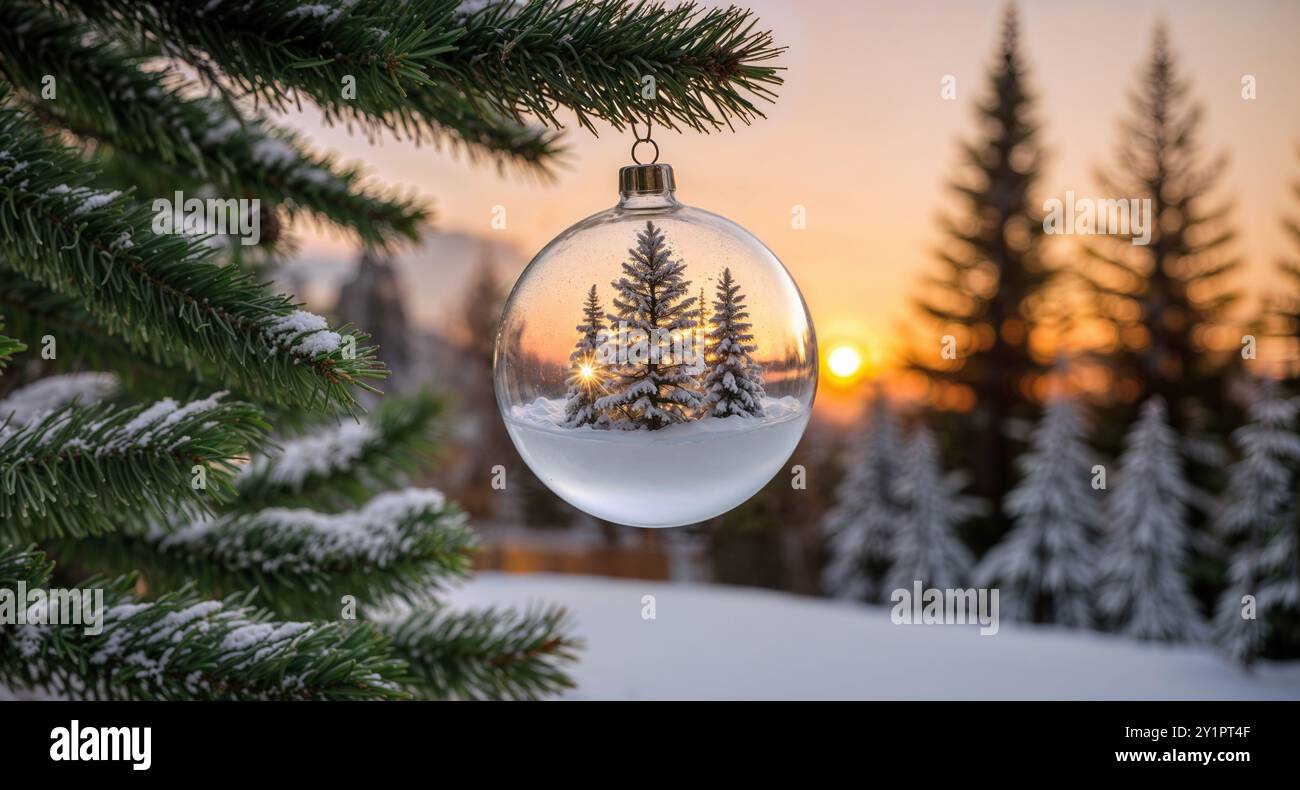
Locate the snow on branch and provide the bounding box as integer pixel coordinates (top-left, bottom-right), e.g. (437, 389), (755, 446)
(382, 604), (579, 700)
(0, 273), (258, 404)
(81, 488), (475, 618)
(235, 388), (443, 510)
(0, 373), (119, 426)
(156, 489), (463, 574)
(0, 394), (267, 540)
(244, 419), (378, 488)
(0, 546), (407, 701)
(0, 101), (386, 412)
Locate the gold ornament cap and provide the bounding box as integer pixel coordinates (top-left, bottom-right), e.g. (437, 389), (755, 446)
(619, 163), (675, 196)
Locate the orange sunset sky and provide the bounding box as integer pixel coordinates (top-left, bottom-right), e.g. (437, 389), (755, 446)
(281, 0), (1300, 404)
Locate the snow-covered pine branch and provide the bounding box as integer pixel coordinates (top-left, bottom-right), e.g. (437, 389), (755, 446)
(702, 267), (765, 418)
(0, 3), (427, 246)
(886, 425), (979, 591)
(0, 272), (227, 403)
(234, 388), (443, 510)
(0, 372), (119, 425)
(0, 545), (407, 701)
(1212, 385), (1300, 663)
(382, 604), (580, 700)
(1099, 397), (1207, 642)
(976, 395), (1101, 626)
(822, 392), (903, 601)
(84, 489), (474, 619)
(563, 285), (608, 427)
(595, 221), (702, 429)
(0, 394), (267, 540)
(0, 102), (386, 412)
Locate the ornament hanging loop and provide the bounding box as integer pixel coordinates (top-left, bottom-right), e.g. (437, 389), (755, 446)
(630, 118), (659, 165)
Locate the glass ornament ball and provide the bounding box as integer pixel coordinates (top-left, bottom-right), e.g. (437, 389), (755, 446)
(493, 163), (817, 528)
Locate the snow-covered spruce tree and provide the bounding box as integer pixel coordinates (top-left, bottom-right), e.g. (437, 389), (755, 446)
(822, 391), (904, 602)
(0, 0), (784, 699)
(703, 267), (765, 418)
(595, 221), (702, 429)
(885, 426), (979, 592)
(1211, 385), (1300, 663)
(1099, 398), (1207, 642)
(564, 285), (607, 427)
(688, 284), (710, 375)
(976, 395), (1101, 627)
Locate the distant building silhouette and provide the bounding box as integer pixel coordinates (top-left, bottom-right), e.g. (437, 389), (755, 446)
(336, 248), (413, 388)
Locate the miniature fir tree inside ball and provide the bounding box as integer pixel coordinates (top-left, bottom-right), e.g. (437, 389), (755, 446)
(494, 163), (818, 528)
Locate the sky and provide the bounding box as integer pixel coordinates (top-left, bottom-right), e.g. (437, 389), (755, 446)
(283, 0), (1300, 405)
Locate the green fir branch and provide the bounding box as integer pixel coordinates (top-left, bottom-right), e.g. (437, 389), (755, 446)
(234, 388), (443, 511)
(0, 545), (409, 700)
(444, 0), (785, 134)
(70, 489), (476, 619)
(0, 395), (268, 540)
(0, 102), (387, 413)
(0, 317), (24, 372)
(0, 2), (429, 245)
(56, 0), (451, 114)
(0, 0), (622, 702)
(84, 144), (304, 268)
(0, 271), (301, 407)
(61, 0), (783, 142)
(383, 605), (580, 700)
(57, 0), (562, 168)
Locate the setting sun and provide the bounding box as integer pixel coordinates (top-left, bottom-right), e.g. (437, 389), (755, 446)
(827, 344), (863, 381)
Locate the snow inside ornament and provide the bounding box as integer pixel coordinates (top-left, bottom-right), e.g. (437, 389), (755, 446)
(493, 160), (817, 528)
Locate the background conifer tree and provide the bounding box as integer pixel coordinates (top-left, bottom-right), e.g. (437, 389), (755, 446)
(976, 393), (1100, 626)
(822, 391), (904, 602)
(693, 285), (710, 373)
(703, 267), (765, 418)
(564, 285), (607, 427)
(1100, 397), (1207, 642)
(907, 6), (1051, 553)
(1276, 153), (1300, 393)
(596, 221), (701, 429)
(1212, 385), (1300, 663)
(1079, 27), (1242, 440)
(886, 426), (980, 592)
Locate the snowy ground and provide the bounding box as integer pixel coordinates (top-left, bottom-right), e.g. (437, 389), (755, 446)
(505, 396), (808, 527)
(448, 573), (1300, 700)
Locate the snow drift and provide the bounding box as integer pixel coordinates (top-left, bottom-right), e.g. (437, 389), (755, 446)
(448, 573), (1300, 700)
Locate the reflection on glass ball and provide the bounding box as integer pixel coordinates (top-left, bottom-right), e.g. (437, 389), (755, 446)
(493, 164), (817, 528)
